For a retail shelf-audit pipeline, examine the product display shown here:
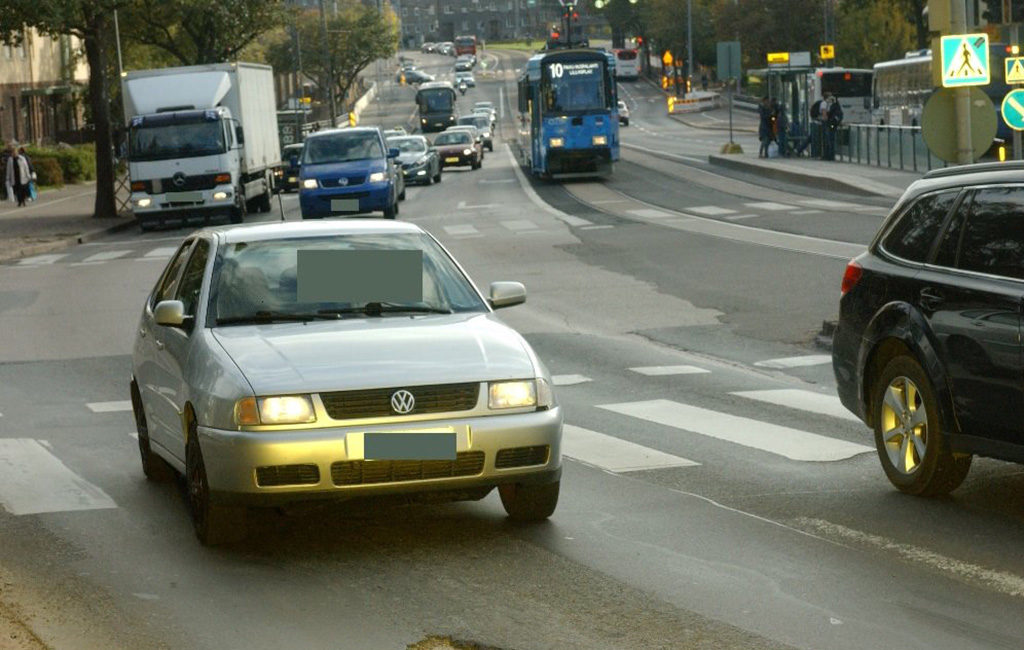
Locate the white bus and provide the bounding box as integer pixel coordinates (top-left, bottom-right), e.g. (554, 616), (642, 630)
(809, 67), (874, 124)
(871, 51), (932, 126)
(612, 48), (641, 80)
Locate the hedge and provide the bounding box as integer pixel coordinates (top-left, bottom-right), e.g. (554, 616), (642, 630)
(32, 157), (64, 187)
(24, 144), (95, 184)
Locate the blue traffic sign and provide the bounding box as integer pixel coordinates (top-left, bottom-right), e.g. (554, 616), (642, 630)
(941, 33), (990, 87)
(1001, 89), (1024, 130)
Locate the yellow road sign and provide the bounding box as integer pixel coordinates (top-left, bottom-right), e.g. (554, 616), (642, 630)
(667, 96), (675, 113)
(766, 52), (789, 64)
(820, 44), (835, 60)
(662, 50), (673, 66)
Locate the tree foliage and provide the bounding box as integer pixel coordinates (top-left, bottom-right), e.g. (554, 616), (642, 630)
(710, 0), (824, 70)
(120, 0), (288, 66)
(836, 0), (915, 69)
(266, 3), (398, 113)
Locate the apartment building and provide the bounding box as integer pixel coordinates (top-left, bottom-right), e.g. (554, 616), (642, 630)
(0, 29), (89, 145)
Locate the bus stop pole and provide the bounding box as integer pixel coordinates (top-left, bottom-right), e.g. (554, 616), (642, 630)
(952, 0), (972, 164)
(1014, 27), (1022, 160)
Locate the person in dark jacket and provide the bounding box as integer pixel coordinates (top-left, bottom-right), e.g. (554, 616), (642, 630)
(758, 96), (774, 158)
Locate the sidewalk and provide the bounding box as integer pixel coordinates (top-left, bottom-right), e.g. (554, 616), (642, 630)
(0, 183), (135, 264)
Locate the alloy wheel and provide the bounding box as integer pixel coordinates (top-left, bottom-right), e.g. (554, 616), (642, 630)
(880, 375), (929, 475)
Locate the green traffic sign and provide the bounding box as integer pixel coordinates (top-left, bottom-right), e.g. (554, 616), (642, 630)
(1001, 89), (1024, 130)
(940, 33), (990, 87)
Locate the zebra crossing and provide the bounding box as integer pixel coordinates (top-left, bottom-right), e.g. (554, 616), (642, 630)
(682, 198), (887, 219)
(10, 243), (177, 268)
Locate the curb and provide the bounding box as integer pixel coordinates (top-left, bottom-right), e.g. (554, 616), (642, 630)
(707, 154), (897, 198)
(0, 215), (137, 264)
(667, 112), (758, 133)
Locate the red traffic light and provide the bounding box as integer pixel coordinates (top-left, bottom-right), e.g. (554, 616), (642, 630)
(636, 36), (643, 45)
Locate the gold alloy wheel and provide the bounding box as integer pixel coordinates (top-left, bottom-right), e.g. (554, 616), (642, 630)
(880, 375), (929, 475)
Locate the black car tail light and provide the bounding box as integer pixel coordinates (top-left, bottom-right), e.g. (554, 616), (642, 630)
(841, 260), (863, 296)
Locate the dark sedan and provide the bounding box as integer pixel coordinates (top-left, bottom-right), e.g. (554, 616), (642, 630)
(433, 130), (481, 170)
(398, 69), (435, 85)
(387, 135), (442, 185)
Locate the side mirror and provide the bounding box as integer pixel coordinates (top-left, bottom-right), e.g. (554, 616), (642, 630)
(235, 125), (245, 145)
(488, 281), (526, 309)
(387, 147), (400, 159)
(154, 300), (190, 327)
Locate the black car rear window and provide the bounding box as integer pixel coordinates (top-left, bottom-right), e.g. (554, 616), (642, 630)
(957, 187), (1024, 280)
(881, 190), (959, 262)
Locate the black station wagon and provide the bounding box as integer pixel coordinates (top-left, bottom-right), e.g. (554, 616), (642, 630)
(833, 162), (1024, 496)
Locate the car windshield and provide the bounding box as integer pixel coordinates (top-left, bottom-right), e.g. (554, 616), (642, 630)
(434, 132), (471, 145)
(388, 137), (427, 153)
(457, 117), (480, 127)
(302, 132), (383, 164)
(474, 102), (493, 110)
(209, 233), (487, 326)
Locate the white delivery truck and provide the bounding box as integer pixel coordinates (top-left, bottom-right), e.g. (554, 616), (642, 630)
(122, 62), (282, 229)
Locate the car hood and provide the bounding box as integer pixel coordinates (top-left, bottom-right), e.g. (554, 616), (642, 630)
(301, 158), (385, 180)
(212, 313), (537, 395)
(396, 151), (429, 165)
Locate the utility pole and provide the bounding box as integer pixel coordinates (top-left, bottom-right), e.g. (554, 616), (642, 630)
(686, 0), (693, 96)
(318, 0), (337, 127)
(952, 0), (972, 163)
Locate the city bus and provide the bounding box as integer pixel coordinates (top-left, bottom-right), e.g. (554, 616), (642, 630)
(415, 81), (458, 133)
(872, 44), (1012, 138)
(454, 35), (477, 56)
(516, 49), (619, 178)
(612, 48), (641, 80)
(810, 67), (873, 124)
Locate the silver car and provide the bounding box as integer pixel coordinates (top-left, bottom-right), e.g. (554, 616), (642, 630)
(130, 221), (562, 545)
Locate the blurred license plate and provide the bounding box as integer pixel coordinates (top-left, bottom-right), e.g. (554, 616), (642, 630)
(445, 157), (459, 163)
(331, 199), (359, 212)
(287, 176), (297, 182)
(364, 432), (456, 460)
(165, 191), (203, 202)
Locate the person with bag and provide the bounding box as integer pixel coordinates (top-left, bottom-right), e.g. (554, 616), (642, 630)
(758, 96), (774, 158)
(4, 145), (30, 207)
(823, 94), (844, 161)
(18, 147), (36, 201)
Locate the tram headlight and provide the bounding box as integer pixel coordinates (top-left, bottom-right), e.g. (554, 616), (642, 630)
(549, 137), (564, 148)
(592, 135), (608, 146)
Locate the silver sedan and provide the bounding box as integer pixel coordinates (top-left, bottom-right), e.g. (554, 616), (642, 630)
(130, 221), (562, 545)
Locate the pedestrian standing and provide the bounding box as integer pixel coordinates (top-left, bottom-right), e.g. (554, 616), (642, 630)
(701, 72), (708, 92)
(758, 96), (774, 158)
(18, 147), (35, 201)
(5, 146), (31, 207)
(1, 145), (12, 202)
(772, 98), (788, 157)
(823, 94), (844, 161)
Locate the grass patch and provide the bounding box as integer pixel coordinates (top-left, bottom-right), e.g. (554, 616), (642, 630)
(485, 41), (545, 52)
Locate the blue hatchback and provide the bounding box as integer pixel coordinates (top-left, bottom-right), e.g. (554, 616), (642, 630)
(299, 127), (401, 219)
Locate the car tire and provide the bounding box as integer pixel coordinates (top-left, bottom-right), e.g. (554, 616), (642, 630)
(872, 355), (972, 496)
(230, 187), (246, 224)
(131, 381), (173, 482)
(623, 118), (629, 126)
(471, 157), (481, 170)
(257, 184), (272, 213)
(487, 142), (494, 152)
(186, 424), (247, 545)
(383, 199), (398, 219)
(399, 186), (406, 201)
(499, 480), (559, 521)
(434, 167), (442, 183)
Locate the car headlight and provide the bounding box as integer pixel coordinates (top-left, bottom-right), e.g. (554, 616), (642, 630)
(368, 171), (387, 183)
(549, 137), (564, 148)
(421, 118), (428, 124)
(489, 380), (546, 409)
(134, 197), (152, 208)
(234, 395), (316, 426)
(212, 190), (229, 200)
(302, 178), (318, 189)
(463, 148), (473, 155)
(593, 135), (608, 146)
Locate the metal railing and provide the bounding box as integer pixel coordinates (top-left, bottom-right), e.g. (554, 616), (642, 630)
(811, 123), (947, 172)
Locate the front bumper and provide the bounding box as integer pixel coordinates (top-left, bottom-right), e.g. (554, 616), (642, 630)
(440, 152), (475, 167)
(299, 184), (391, 218)
(197, 406), (563, 506)
(402, 165), (432, 183)
(131, 188), (236, 225)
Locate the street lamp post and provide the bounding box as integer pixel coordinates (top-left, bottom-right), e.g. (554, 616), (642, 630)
(318, 0), (337, 127)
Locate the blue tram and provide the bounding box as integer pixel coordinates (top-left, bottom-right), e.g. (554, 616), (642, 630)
(517, 49), (620, 178)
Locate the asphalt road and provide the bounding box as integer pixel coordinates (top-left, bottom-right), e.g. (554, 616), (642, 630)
(1, 50), (1023, 650)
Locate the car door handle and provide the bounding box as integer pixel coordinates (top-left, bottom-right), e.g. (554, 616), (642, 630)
(155, 340), (164, 351)
(139, 328), (146, 338)
(919, 288), (944, 309)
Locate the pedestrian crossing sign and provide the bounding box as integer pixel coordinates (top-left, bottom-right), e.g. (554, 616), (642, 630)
(940, 33), (990, 87)
(1007, 57), (1024, 84)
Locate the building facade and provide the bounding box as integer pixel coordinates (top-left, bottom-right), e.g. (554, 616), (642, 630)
(0, 29), (89, 146)
(398, 0), (563, 47)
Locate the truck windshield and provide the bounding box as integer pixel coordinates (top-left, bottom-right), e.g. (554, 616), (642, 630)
(129, 121), (226, 162)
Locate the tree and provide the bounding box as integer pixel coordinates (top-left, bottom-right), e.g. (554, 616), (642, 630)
(710, 0), (823, 71)
(1, 0), (126, 219)
(837, 0), (915, 69)
(266, 3), (398, 118)
(119, 0), (287, 66)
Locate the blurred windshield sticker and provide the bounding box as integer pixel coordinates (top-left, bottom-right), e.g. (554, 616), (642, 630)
(297, 250), (423, 302)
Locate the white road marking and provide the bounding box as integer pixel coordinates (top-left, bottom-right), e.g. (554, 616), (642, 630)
(443, 224), (480, 236)
(579, 225), (615, 230)
(744, 202), (794, 211)
(86, 400), (132, 413)
(790, 210), (823, 215)
(687, 205), (736, 215)
(589, 199), (632, 205)
(731, 389), (863, 423)
(478, 179), (515, 184)
(17, 254), (65, 266)
(457, 201), (501, 210)
(598, 399), (873, 461)
(754, 355), (833, 369)
(562, 424), (700, 473)
(551, 374), (592, 386)
(559, 214), (593, 227)
(797, 199), (862, 210)
(69, 261), (106, 267)
(723, 214), (758, 221)
(628, 208), (672, 219)
(0, 439), (117, 515)
(144, 247), (178, 258)
(505, 144), (600, 231)
(501, 219), (539, 231)
(82, 250), (130, 263)
(629, 365), (709, 376)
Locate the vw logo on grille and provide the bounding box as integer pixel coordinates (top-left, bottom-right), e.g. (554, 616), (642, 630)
(390, 389), (415, 414)
(172, 172), (187, 188)
(338, 177), (349, 186)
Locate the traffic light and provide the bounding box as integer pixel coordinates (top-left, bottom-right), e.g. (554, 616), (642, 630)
(982, 0), (1024, 23)
(636, 36), (643, 46)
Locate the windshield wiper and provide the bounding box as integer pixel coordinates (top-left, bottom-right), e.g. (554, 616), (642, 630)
(216, 311), (334, 326)
(318, 302), (452, 317)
